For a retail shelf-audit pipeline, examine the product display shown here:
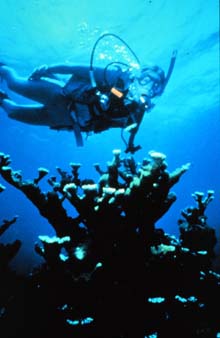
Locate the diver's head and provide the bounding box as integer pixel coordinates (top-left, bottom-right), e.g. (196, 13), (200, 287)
(137, 65), (166, 98)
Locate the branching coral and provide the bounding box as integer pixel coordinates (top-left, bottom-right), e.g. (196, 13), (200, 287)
(178, 190), (217, 256)
(0, 152), (82, 238)
(34, 235), (71, 267)
(0, 149), (191, 262)
(0, 179), (21, 269)
(0, 150), (219, 338)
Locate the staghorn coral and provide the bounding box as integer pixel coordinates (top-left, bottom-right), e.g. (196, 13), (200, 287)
(0, 150), (219, 338)
(178, 190), (217, 256)
(0, 180), (21, 269)
(0, 149), (191, 244)
(0, 183), (23, 337)
(0, 152), (83, 239)
(0, 148), (190, 272)
(34, 235), (71, 267)
(180, 190), (214, 226)
(0, 218), (21, 269)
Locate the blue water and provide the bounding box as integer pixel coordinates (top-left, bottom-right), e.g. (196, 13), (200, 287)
(0, 0), (219, 273)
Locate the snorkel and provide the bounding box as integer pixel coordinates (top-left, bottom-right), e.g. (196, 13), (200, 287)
(161, 49), (177, 94)
(139, 49), (177, 98)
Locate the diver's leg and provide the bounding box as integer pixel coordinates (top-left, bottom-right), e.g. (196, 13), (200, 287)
(1, 95), (75, 128)
(0, 65), (64, 104)
(0, 98), (50, 126)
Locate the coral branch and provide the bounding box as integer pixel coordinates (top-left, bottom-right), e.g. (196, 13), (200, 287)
(178, 190), (217, 256)
(0, 216), (18, 236)
(0, 181), (21, 268)
(0, 150), (190, 244)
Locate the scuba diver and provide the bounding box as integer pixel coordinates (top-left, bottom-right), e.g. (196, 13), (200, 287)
(0, 34), (177, 153)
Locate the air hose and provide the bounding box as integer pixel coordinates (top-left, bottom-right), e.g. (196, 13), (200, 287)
(89, 33), (177, 153)
(89, 33), (141, 88)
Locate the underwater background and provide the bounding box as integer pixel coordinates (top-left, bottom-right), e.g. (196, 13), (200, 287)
(0, 0), (219, 274)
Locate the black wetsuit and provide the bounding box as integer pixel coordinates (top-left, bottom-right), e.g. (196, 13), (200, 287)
(61, 66), (149, 152)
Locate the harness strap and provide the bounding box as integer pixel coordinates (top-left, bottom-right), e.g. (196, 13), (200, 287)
(70, 111), (83, 147)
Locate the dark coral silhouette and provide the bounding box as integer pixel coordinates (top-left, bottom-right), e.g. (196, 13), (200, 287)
(0, 182), (23, 337)
(0, 182), (21, 269)
(0, 150), (219, 338)
(178, 190), (217, 256)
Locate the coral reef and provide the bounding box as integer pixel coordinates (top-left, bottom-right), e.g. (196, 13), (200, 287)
(0, 183), (23, 337)
(178, 190), (217, 256)
(0, 150), (219, 338)
(0, 182), (21, 269)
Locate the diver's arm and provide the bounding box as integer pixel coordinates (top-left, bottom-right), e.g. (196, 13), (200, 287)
(28, 64), (90, 81)
(29, 64), (112, 87)
(29, 64), (101, 82)
(45, 65), (90, 77)
(124, 107), (146, 154)
(125, 127), (141, 154)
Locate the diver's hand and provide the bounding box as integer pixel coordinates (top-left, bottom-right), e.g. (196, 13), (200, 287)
(28, 65), (50, 81)
(125, 144), (141, 154)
